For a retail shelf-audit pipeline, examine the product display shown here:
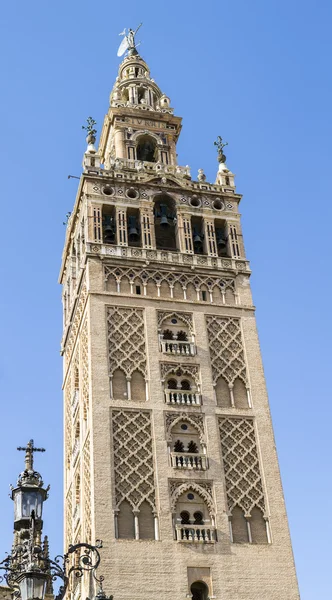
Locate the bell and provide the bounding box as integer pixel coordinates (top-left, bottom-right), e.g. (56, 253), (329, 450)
(193, 230), (203, 253)
(103, 216), (115, 243)
(217, 235), (226, 249)
(128, 216), (139, 241)
(160, 214), (170, 227)
(159, 204), (170, 227)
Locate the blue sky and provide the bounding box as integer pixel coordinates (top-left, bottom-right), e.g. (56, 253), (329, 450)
(0, 1), (331, 598)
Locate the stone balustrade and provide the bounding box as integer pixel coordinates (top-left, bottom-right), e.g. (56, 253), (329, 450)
(87, 243), (250, 274)
(175, 524), (216, 543)
(164, 390), (201, 406)
(160, 339), (196, 356)
(171, 452), (207, 470)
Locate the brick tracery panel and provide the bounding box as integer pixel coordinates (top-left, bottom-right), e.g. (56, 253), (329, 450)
(112, 409), (156, 510)
(218, 417), (266, 517)
(80, 318), (89, 420)
(206, 316), (247, 384)
(83, 435), (92, 542)
(107, 307), (147, 377)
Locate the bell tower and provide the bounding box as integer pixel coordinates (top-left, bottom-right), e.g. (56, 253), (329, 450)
(60, 29), (299, 600)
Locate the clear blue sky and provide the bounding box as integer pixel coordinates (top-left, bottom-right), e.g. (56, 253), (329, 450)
(0, 1), (331, 598)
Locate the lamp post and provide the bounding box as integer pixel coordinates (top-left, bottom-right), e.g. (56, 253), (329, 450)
(0, 441), (112, 600)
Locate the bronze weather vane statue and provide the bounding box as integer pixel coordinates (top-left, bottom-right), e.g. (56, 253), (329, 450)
(117, 23), (143, 57)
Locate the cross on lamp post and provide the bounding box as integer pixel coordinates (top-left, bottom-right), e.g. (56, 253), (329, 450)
(0, 442), (112, 600)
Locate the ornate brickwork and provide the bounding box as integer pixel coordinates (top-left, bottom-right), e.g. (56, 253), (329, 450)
(80, 318), (89, 421)
(169, 480), (214, 514)
(65, 276), (87, 367)
(157, 311), (194, 333)
(83, 435), (92, 542)
(65, 488), (73, 551)
(206, 316), (247, 384)
(218, 417), (266, 517)
(160, 363), (200, 386)
(112, 410), (156, 510)
(104, 265), (236, 302)
(107, 307), (146, 377)
(64, 376), (72, 478)
(165, 412), (205, 443)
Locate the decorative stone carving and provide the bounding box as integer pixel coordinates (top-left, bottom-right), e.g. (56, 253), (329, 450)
(83, 435), (92, 543)
(107, 306), (147, 377)
(218, 417), (266, 517)
(157, 311), (193, 334)
(169, 480), (214, 515)
(104, 265), (236, 301)
(80, 319), (89, 421)
(206, 316), (247, 385)
(165, 412), (205, 443)
(65, 277), (87, 366)
(160, 363), (200, 386)
(112, 409), (156, 510)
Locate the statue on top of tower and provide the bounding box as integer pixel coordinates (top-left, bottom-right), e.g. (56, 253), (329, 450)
(117, 23), (142, 57)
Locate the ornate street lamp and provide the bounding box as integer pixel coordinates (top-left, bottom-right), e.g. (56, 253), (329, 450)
(0, 441), (112, 600)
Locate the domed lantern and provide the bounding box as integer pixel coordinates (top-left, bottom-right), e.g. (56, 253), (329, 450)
(11, 440), (48, 531)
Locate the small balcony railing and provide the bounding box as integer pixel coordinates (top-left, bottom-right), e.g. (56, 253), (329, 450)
(165, 390), (201, 406)
(160, 339), (196, 356)
(171, 452), (207, 470)
(71, 390), (79, 416)
(175, 524), (216, 543)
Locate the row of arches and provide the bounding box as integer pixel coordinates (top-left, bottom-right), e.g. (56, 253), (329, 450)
(110, 368), (251, 409)
(115, 488), (269, 544)
(101, 192), (232, 257)
(106, 272), (236, 305)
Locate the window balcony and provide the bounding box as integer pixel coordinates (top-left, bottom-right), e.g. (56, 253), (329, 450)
(160, 339), (196, 356)
(71, 390), (79, 416)
(165, 390), (201, 406)
(175, 524), (216, 543)
(171, 452), (207, 470)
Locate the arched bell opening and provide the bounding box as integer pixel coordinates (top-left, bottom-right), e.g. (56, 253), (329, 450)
(191, 216), (205, 255)
(127, 208), (141, 247)
(154, 194), (177, 250)
(102, 205), (116, 245)
(190, 581), (209, 600)
(215, 219), (229, 257)
(137, 134), (157, 162)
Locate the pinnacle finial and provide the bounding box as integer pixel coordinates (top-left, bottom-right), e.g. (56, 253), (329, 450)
(82, 117), (97, 137)
(17, 439), (45, 471)
(214, 136), (228, 163)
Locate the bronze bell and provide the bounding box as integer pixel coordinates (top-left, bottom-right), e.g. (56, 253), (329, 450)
(217, 234), (226, 249)
(193, 230), (203, 253)
(159, 204), (170, 227)
(103, 216), (115, 243)
(128, 216), (139, 241)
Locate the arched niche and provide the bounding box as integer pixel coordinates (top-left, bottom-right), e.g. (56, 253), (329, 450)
(154, 194), (177, 250)
(136, 134), (157, 162)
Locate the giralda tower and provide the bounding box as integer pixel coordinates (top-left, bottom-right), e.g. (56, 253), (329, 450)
(60, 30), (299, 600)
